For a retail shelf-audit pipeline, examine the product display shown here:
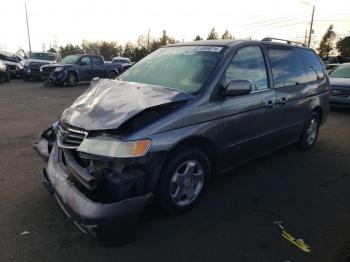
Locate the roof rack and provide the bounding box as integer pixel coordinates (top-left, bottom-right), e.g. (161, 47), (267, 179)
(262, 37), (306, 47)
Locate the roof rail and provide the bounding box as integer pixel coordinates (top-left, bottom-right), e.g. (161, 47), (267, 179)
(262, 37), (306, 47)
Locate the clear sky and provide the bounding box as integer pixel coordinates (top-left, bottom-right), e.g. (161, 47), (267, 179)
(1, 0), (349, 53)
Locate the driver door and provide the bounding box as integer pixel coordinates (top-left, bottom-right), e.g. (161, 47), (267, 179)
(78, 56), (93, 81)
(217, 45), (279, 170)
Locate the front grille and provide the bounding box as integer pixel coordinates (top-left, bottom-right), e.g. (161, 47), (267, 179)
(7, 65), (16, 70)
(57, 124), (87, 149)
(331, 88), (350, 97)
(42, 66), (55, 76)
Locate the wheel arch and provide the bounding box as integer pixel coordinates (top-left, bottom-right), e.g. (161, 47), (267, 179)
(167, 136), (218, 175)
(67, 69), (80, 82)
(312, 105), (323, 122)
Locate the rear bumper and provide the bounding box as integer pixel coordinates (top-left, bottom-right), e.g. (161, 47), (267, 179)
(37, 140), (154, 244)
(330, 96), (350, 108)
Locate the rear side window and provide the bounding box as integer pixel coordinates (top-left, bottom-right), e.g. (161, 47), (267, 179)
(297, 49), (324, 81)
(81, 56), (91, 66)
(225, 46), (268, 91)
(92, 56), (104, 66)
(267, 46), (304, 88)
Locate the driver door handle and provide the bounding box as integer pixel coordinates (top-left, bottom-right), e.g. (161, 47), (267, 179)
(264, 100), (274, 109)
(278, 97), (288, 105)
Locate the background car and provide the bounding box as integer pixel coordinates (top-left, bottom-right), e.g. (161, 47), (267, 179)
(111, 56), (133, 71)
(0, 51), (23, 78)
(0, 60), (10, 83)
(22, 52), (59, 80)
(325, 63), (340, 73)
(329, 62), (350, 108)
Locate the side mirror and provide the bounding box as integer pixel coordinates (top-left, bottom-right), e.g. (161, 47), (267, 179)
(223, 80), (252, 96)
(80, 61), (87, 66)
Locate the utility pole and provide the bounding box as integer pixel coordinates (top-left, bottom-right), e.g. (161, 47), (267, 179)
(308, 5), (315, 47)
(147, 29), (150, 51)
(304, 29), (308, 45)
(25, 3), (32, 54)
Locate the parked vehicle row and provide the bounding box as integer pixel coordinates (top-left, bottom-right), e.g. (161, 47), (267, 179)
(35, 38), (330, 243)
(0, 49), (132, 86)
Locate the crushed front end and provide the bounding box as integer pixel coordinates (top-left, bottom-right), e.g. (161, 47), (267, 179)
(44, 67), (67, 86)
(34, 122), (157, 244)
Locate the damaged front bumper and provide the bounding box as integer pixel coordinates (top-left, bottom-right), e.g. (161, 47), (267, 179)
(34, 129), (154, 244)
(45, 70), (67, 86)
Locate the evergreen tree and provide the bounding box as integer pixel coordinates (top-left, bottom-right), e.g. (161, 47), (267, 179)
(194, 35), (203, 41)
(336, 36), (350, 58)
(221, 30), (233, 39)
(207, 28), (219, 40)
(317, 25), (336, 59)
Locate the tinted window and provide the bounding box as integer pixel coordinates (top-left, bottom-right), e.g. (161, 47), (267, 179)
(81, 56), (91, 66)
(92, 56), (104, 66)
(225, 46), (268, 91)
(298, 48), (324, 82)
(268, 46), (304, 88)
(62, 55), (80, 64)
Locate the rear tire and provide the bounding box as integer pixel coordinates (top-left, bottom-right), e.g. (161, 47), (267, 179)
(66, 72), (77, 87)
(158, 145), (210, 214)
(296, 111), (320, 151)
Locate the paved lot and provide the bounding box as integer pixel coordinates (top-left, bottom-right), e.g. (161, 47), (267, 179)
(1, 79), (350, 262)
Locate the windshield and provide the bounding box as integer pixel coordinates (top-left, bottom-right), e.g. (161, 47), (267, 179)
(329, 64), (350, 78)
(61, 55), (80, 64)
(29, 52), (56, 61)
(119, 46), (224, 94)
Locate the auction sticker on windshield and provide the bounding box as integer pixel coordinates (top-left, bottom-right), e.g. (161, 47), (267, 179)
(196, 46), (223, 52)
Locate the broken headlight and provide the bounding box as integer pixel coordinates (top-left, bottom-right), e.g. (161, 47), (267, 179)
(54, 67), (64, 72)
(77, 137), (151, 158)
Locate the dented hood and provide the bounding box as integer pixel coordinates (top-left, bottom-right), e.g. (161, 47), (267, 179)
(61, 79), (193, 131)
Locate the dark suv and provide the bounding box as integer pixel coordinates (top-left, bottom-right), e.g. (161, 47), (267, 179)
(35, 38), (329, 243)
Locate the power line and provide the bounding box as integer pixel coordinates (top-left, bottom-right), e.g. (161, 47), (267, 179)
(241, 15), (300, 26)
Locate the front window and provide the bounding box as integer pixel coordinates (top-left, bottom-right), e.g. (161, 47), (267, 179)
(29, 52), (56, 61)
(119, 46), (224, 94)
(224, 46), (268, 91)
(329, 64), (350, 78)
(61, 55), (80, 64)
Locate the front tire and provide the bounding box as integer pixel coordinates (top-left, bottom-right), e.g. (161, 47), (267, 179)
(158, 146), (210, 214)
(66, 72), (77, 87)
(297, 111), (320, 151)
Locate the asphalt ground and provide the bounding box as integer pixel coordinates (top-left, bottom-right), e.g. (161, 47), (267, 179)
(1, 79), (350, 262)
